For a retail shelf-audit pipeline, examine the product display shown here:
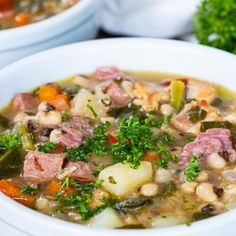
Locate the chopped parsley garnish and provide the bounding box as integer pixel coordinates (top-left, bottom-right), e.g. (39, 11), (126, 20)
(184, 155), (200, 182)
(66, 143), (90, 162)
(37, 141), (56, 153)
(67, 122), (110, 162)
(158, 132), (175, 144)
(156, 158), (168, 169)
(59, 192), (116, 220)
(91, 122), (110, 156)
(21, 185), (38, 195)
(56, 178), (115, 221)
(155, 145), (173, 169)
(0, 133), (21, 149)
(112, 116), (173, 168)
(148, 109), (158, 115)
(67, 115), (173, 169)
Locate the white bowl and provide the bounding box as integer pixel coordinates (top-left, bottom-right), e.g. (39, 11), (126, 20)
(0, 0), (103, 69)
(0, 38), (236, 236)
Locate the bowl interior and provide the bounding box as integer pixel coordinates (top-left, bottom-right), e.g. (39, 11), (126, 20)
(0, 38), (236, 236)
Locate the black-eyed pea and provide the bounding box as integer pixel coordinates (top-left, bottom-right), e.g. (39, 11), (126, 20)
(155, 168), (172, 183)
(160, 104), (174, 116)
(196, 183), (218, 202)
(140, 183), (159, 197)
(207, 153), (227, 170)
(39, 111), (62, 126)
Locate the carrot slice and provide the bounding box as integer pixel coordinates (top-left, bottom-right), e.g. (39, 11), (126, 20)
(108, 133), (118, 144)
(49, 94), (70, 111)
(13, 12), (29, 27)
(45, 179), (74, 198)
(141, 152), (159, 162)
(39, 85), (60, 102)
(0, 179), (35, 207)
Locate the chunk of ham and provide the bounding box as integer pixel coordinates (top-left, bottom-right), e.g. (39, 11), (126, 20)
(59, 116), (92, 148)
(180, 128), (236, 166)
(171, 102), (222, 135)
(62, 116), (91, 130)
(104, 83), (131, 107)
(13, 93), (39, 113)
(62, 161), (96, 182)
(95, 66), (122, 81)
(23, 151), (65, 183)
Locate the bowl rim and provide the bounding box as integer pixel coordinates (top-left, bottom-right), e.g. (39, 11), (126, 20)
(0, 38), (236, 235)
(0, 0), (99, 43)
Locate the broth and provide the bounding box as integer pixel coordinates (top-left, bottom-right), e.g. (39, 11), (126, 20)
(0, 67), (236, 228)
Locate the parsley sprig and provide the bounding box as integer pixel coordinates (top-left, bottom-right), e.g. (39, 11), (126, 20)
(56, 178), (116, 221)
(112, 115), (173, 168)
(0, 133), (21, 149)
(21, 185), (38, 195)
(37, 141), (56, 153)
(184, 155), (200, 182)
(66, 115), (173, 169)
(66, 122), (110, 162)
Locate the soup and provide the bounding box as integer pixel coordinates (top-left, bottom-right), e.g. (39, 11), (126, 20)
(0, 66), (236, 228)
(0, 0), (79, 29)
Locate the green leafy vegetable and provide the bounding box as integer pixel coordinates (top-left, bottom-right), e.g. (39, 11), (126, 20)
(200, 121), (236, 141)
(184, 155), (200, 182)
(192, 212), (214, 222)
(0, 133), (21, 149)
(0, 115), (10, 129)
(0, 149), (25, 178)
(159, 181), (177, 198)
(114, 198), (152, 213)
(21, 185), (38, 195)
(18, 122), (34, 150)
(108, 104), (147, 119)
(188, 107), (207, 123)
(37, 141), (56, 153)
(194, 0), (236, 54)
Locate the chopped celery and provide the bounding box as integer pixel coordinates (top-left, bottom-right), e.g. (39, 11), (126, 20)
(170, 80), (185, 111)
(18, 122), (35, 151)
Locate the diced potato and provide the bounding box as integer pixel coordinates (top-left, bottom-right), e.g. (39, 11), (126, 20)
(71, 89), (107, 120)
(152, 215), (187, 228)
(98, 161), (153, 197)
(89, 208), (124, 228)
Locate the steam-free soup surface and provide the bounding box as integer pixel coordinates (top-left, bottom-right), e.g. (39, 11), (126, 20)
(0, 67), (236, 229)
(0, 0), (79, 29)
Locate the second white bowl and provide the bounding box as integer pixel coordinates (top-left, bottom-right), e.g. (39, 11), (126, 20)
(0, 0), (103, 69)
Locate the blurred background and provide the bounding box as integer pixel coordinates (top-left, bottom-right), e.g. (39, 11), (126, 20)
(0, 0), (235, 68)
